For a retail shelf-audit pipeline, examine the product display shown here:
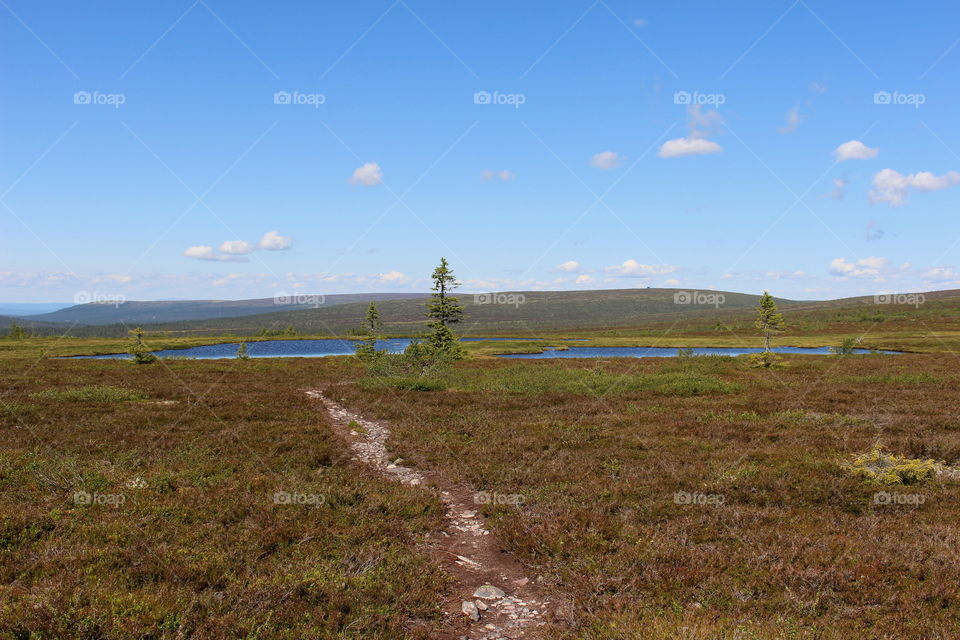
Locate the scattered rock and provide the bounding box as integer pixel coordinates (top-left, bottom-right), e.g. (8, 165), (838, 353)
(461, 600), (480, 621)
(476, 600), (488, 611)
(474, 584), (507, 599)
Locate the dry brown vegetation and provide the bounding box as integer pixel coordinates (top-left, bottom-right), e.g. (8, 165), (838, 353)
(3, 345), (960, 638)
(340, 353), (960, 639)
(0, 356), (447, 639)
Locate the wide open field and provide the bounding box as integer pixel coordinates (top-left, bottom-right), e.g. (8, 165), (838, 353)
(2, 344), (960, 639)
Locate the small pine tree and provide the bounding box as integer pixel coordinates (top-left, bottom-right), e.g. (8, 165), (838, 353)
(425, 258), (464, 358)
(748, 291), (786, 368)
(755, 291), (785, 352)
(128, 327), (157, 364)
(7, 322), (27, 340)
(236, 342), (250, 359)
(354, 303), (385, 361)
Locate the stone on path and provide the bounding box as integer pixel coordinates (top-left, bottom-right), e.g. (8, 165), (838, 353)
(473, 584), (507, 599)
(461, 600), (480, 621)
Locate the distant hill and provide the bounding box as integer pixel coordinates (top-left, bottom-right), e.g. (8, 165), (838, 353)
(19, 293), (432, 326)
(11, 287), (959, 339)
(132, 288), (804, 336)
(0, 302), (72, 316)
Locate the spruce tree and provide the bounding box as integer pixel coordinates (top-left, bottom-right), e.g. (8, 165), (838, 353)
(128, 327), (157, 364)
(755, 291), (785, 352)
(425, 258), (464, 357)
(355, 302), (385, 361)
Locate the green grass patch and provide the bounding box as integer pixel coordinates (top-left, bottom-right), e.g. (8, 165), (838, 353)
(29, 385), (149, 402)
(447, 364), (739, 397)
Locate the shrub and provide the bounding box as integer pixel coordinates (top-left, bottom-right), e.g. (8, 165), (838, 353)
(359, 339), (454, 391)
(744, 351), (785, 369)
(128, 327), (157, 365)
(30, 385), (148, 403)
(844, 445), (939, 485)
(830, 337), (861, 356)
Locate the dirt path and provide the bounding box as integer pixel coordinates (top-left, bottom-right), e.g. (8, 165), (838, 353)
(306, 389), (553, 640)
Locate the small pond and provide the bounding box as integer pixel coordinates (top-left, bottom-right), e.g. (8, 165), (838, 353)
(72, 340), (894, 360)
(500, 346), (891, 358)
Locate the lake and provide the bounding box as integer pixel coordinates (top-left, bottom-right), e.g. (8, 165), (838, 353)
(74, 338), (521, 359)
(499, 346), (890, 358)
(73, 339), (893, 360)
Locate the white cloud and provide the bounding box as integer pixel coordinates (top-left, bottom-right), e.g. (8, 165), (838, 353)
(377, 271), (407, 283)
(834, 140), (879, 162)
(555, 260), (581, 273)
(575, 274), (593, 284)
(184, 245), (215, 260)
(778, 106), (803, 134)
(829, 256), (888, 279)
(258, 230), (293, 250)
(219, 240), (255, 255)
(658, 137), (721, 158)
(606, 259), (679, 277)
(481, 169), (515, 181)
(590, 151), (622, 170)
(212, 273), (243, 287)
(632, 18), (648, 27)
(809, 81), (827, 95)
(659, 105), (723, 158)
(349, 162), (383, 186)
(183, 246), (247, 262)
(663, 278), (680, 286)
(922, 267), (959, 282)
(868, 168), (960, 206)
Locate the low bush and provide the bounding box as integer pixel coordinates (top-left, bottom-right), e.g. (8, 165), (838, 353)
(30, 385), (148, 403)
(844, 445), (939, 485)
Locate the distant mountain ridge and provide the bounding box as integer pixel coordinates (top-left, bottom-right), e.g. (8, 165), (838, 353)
(104, 288), (803, 336)
(0, 303), (72, 316)
(7, 287), (958, 338)
(17, 293), (432, 326)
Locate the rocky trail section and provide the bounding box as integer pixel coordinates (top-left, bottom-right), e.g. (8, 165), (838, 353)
(306, 389), (552, 640)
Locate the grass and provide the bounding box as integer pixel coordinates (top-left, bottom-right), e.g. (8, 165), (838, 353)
(29, 384), (148, 402)
(4, 336), (960, 638)
(0, 355), (447, 639)
(337, 353), (960, 639)
(440, 359), (742, 396)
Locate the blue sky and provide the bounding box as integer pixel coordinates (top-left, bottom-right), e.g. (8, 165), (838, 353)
(2, 0), (960, 303)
